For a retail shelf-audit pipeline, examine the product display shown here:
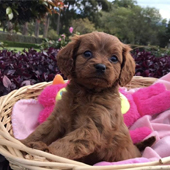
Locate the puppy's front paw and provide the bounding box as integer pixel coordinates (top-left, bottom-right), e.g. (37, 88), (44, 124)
(24, 141), (49, 152)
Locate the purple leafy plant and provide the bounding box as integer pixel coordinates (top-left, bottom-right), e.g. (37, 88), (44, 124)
(1, 48), (170, 97)
(0, 47), (61, 96)
(132, 50), (170, 78)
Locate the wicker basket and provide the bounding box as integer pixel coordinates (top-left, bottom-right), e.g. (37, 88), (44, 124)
(1, 76), (170, 170)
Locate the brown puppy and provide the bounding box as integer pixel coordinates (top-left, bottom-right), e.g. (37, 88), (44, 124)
(21, 32), (141, 165)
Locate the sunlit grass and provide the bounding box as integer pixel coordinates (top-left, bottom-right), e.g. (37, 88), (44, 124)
(0, 47), (40, 52)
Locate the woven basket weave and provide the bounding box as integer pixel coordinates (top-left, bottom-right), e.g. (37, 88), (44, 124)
(1, 76), (170, 170)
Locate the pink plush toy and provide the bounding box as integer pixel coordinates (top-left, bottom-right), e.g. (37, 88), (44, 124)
(38, 83), (66, 123)
(38, 74), (67, 123)
(38, 75), (170, 143)
(121, 83), (170, 143)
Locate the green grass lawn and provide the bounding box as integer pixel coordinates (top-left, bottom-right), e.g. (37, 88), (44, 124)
(4, 47), (25, 51)
(0, 47), (26, 52)
(0, 47), (40, 52)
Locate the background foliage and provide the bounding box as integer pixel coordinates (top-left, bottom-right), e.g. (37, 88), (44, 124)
(1, 47), (170, 97)
(0, 0), (170, 47)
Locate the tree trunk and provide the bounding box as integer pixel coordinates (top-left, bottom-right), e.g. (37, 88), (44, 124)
(7, 21), (13, 33)
(22, 22), (28, 36)
(35, 20), (40, 37)
(43, 14), (50, 38)
(57, 12), (60, 35)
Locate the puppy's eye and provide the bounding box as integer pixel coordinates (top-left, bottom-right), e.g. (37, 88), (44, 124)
(84, 51), (92, 58)
(110, 55), (118, 63)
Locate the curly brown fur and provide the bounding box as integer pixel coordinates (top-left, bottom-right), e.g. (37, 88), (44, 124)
(21, 32), (141, 165)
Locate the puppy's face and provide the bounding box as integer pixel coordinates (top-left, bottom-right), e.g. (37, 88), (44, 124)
(74, 33), (124, 89)
(57, 32), (135, 89)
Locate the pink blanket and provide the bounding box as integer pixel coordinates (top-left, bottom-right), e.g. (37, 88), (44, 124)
(12, 73), (170, 165)
(130, 75), (170, 160)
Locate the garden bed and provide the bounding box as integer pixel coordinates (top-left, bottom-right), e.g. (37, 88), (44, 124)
(1, 47), (170, 97)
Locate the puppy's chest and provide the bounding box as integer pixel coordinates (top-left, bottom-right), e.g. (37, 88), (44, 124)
(77, 91), (119, 108)
(70, 92), (121, 126)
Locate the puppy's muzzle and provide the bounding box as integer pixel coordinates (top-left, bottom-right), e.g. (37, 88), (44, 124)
(94, 64), (106, 73)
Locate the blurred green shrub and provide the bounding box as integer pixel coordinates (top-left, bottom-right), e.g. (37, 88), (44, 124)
(40, 34), (69, 49)
(131, 44), (170, 57)
(47, 29), (58, 40)
(71, 18), (96, 34)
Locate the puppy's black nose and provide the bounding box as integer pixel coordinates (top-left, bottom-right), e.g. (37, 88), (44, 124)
(94, 64), (106, 73)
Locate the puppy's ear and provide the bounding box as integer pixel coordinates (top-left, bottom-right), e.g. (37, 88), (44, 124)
(119, 44), (136, 86)
(56, 35), (81, 77)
